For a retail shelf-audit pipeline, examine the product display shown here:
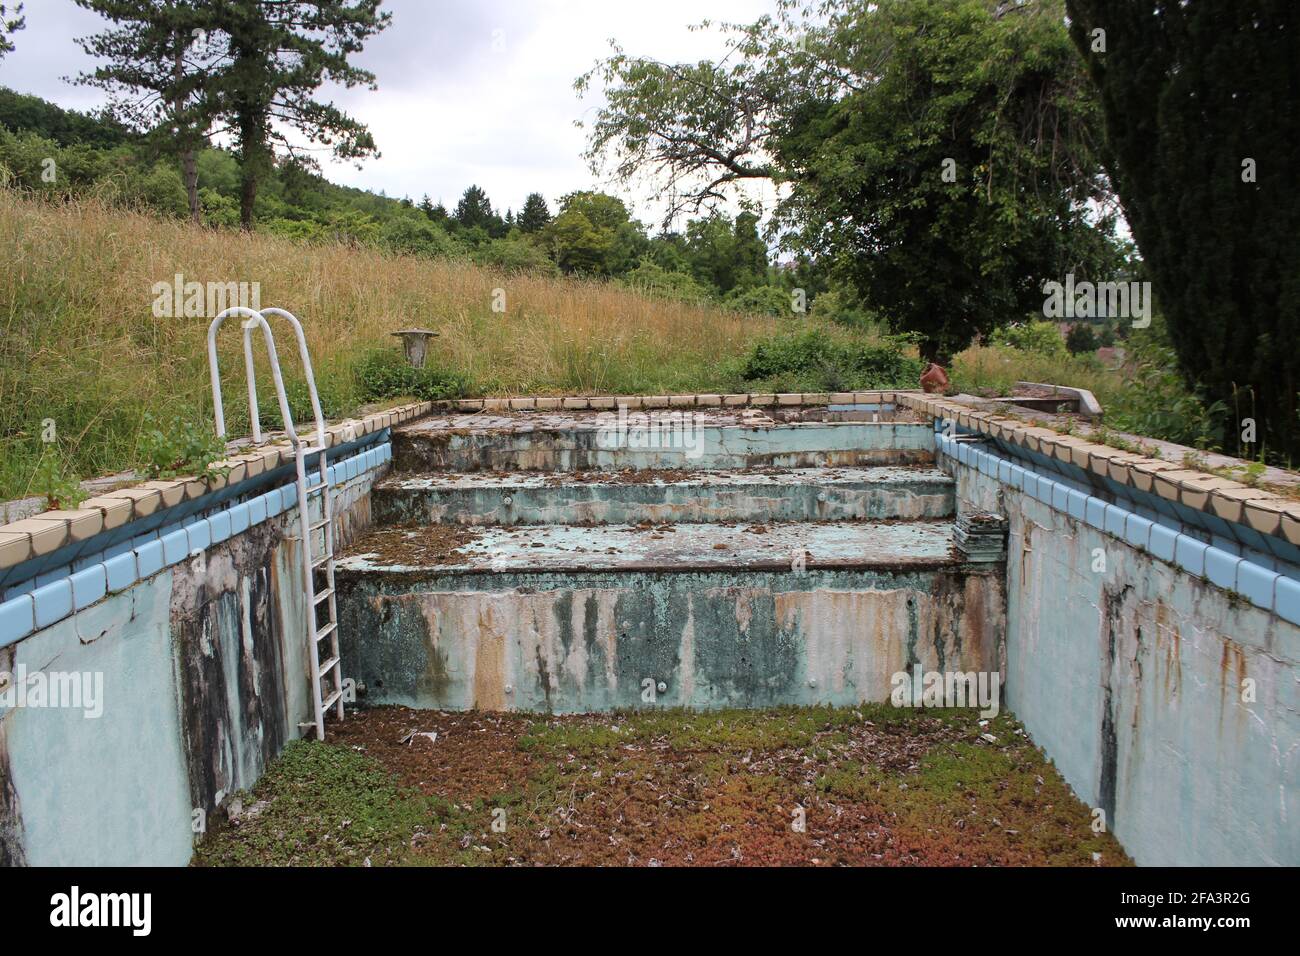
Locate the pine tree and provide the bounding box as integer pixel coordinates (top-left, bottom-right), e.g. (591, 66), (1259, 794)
(518, 192), (551, 233)
(0, 3), (24, 59)
(203, 0), (390, 229)
(454, 185), (495, 231)
(1066, 1), (1299, 457)
(73, 1), (214, 222)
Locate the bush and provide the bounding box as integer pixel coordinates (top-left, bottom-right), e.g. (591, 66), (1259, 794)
(352, 348), (470, 403)
(991, 320), (1067, 356)
(809, 288), (878, 329)
(1105, 337), (1227, 450)
(724, 284), (797, 318)
(473, 235), (557, 275)
(1065, 323), (1099, 355)
(380, 215), (461, 258)
(733, 325), (923, 392)
(616, 261), (712, 304)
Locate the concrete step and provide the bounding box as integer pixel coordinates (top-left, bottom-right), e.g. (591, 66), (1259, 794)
(393, 408), (937, 473)
(372, 466), (955, 527)
(335, 520), (1004, 713)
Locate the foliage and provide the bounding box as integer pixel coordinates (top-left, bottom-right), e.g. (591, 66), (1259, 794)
(0, 2), (22, 59)
(353, 349), (470, 403)
(724, 284), (796, 318)
(192, 740), (438, 866)
(1105, 335), (1228, 451)
(733, 325), (924, 392)
(136, 413), (228, 479)
(72, 0), (217, 221)
(0, 87), (128, 147)
(1065, 323), (1098, 355)
(517, 192), (551, 233)
(195, 0), (391, 227)
(1066, 0), (1298, 459)
(472, 234), (558, 276)
(991, 321), (1067, 357)
(453, 184), (504, 236)
(616, 261), (712, 304)
(581, 0), (1126, 362)
(30, 447), (86, 511)
(378, 214), (460, 259)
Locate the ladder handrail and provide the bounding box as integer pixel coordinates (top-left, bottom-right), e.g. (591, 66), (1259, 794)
(207, 306), (263, 443)
(207, 306), (327, 450)
(258, 307), (327, 451)
(207, 306), (344, 740)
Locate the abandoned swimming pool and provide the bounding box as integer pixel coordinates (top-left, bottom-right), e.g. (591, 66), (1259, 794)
(0, 391), (1295, 866)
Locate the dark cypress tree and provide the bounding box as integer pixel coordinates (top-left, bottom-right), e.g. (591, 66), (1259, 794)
(1066, 0), (1300, 458)
(518, 192), (551, 233)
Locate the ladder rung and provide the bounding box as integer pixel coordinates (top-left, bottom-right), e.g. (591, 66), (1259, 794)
(304, 482), (327, 494)
(318, 655), (340, 675)
(314, 621), (337, 642)
(313, 587), (334, 605)
(321, 688), (343, 710)
(311, 554), (331, 570)
(310, 518), (330, 532)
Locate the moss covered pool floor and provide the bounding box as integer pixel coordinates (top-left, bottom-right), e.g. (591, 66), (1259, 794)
(193, 704), (1131, 867)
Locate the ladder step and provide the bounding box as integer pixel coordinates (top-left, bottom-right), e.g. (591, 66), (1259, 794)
(321, 688), (343, 710)
(310, 518), (330, 532)
(318, 655), (340, 675)
(313, 587), (334, 605)
(311, 554), (331, 570)
(315, 621), (337, 642)
(304, 482), (327, 494)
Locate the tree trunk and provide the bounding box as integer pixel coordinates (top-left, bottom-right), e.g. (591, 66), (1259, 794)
(173, 38), (201, 225)
(240, 164), (257, 231)
(182, 147), (200, 224)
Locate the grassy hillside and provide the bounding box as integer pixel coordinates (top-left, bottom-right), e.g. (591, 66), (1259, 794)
(1, 191), (799, 500)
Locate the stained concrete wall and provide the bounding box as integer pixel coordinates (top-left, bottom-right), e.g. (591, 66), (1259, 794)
(0, 446), (387, 866)
(946, 444), (1300, 866)
(339, 566), (1004, 713)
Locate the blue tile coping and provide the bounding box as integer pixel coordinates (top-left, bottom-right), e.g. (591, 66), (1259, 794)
(0, 440), (391, 650)
(936, 433), (1294, 624)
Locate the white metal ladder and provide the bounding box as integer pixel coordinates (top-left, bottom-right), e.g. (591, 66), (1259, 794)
(208, 307), (344, 740)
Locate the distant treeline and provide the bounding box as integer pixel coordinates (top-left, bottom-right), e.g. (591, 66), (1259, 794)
(0, 86), (863, 321)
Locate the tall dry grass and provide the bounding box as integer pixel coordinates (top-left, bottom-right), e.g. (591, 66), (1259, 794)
(0, 190), (777, 498)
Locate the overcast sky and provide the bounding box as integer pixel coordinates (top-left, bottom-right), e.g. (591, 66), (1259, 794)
(0, 0), (778, 225)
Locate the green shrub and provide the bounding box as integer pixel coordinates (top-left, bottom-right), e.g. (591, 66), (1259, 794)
(31, 447), (86, 510)
(724, 284), (797, 318)
(1105, 339), (1227, 450)
(991, 320), (1067, 356)
(733, 326), (923, 392)
(616, 261), (712, 304)
(137, 413), (228, 479)
(352, 348), (470, 403)
(473, 235), (557, 275)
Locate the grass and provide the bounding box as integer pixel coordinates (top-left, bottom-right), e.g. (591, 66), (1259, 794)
(0, 189), (788, 500)
(194, 704), (1132, 867)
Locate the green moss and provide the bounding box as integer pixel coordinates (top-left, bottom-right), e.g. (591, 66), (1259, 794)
(192, 740), (439, 867)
